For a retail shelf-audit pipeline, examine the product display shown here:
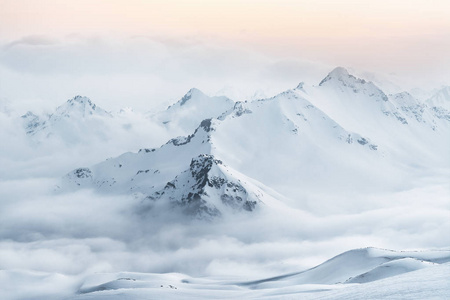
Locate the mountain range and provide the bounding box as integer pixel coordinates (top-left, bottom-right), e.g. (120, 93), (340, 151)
(42, 67), (450, 218)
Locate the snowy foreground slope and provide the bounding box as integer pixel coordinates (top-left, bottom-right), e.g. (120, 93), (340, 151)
(1, 248), (449, 299)
(71, 248), (450, 300)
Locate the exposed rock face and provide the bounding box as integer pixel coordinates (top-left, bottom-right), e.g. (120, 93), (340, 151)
(21, 111), (43, 135)
(64, 168), (93, 187)
(145, 154), (259, 220)
(166, 119), (214, 146)
(431, 106), (450, 121)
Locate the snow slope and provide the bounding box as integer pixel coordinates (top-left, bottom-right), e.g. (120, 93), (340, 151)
(70, 248), (450, 299)
(297, 67), (450, 170)
(3, 248), (446, 300)
(242, 247), (450, 288)
(61, 262), (450, 299)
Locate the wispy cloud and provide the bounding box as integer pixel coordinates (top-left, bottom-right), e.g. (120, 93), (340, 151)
(4, 35), (59, 50)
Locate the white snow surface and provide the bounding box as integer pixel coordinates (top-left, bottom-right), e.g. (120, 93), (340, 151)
(1, 248), (448, 300)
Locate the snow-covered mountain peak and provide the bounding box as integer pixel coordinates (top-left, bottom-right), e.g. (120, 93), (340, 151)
(319, 67), (351, 85)
(318, 67), (388, 102)
(143, 152), (261, 219)
(178, 88), (204, 106)
(21, 111), (39, 120)
(21, 111), (42, 134)
(329, 66), (350, 77)
(295, 82), (305, 91)
(69, 95), (93, 105)
(54, 95), (110, 118)
(21, 95), (114, 141)
(155, 89), (234, 134)
(173, 88), (233, 108)
(62, 116), (264, 219)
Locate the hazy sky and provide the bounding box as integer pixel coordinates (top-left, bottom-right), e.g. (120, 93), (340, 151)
(1, 0), (449, 111)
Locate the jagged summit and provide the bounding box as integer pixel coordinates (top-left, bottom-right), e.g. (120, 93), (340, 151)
(319, 67), (367, 86)
(22, 95), (112, 139)
(172, 88), (232, 107)
(55, 95), (110, 118)
(68, 95), (94, 105)
(145, 153), (260, 219)
(61, 117), (219, 195)
(329, 66), (350, 77)
(295, 82), (305, 90)
(318, 67), (388, 102)
(21, 111), (42, 135)
(178, 88), (204, 106)
(157, 88), (234, 134)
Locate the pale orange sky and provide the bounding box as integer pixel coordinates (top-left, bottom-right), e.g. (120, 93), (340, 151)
(1, 0), (449, 39)
(2, 0), (449, 70)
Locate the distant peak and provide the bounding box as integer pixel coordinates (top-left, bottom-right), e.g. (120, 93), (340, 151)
(21, 111), (38, 119)
(319, 67), (356, 86)
(318, 67), (388, 101)
(66, 95), (96, 109)
(329, 67), (350, 77)
(52, 95), (112, 118)
(295, 82), (305, 90)
(69, 95), (91, 103)
(189, 87), (203, 93)
(179, 88), (205, 106)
